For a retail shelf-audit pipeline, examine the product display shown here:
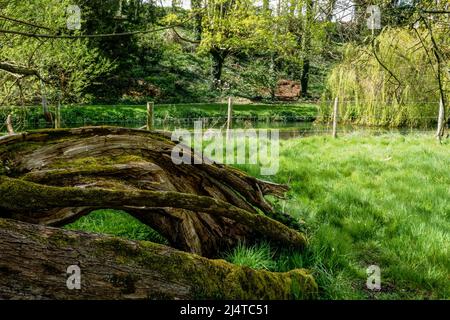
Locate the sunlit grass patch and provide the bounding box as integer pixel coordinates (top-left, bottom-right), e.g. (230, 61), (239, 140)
(232, 133), (449, 299)
(65, 209), (168, 245)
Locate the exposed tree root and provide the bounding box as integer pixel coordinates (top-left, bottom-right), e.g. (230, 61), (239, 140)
(0, 127), (306, 257)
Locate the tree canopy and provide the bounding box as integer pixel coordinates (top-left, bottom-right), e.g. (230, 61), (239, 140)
(0, 0), (448, 117)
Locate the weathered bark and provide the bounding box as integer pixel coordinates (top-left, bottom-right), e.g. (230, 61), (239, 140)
(0, 127), (306, 257)
(0, 218), (317, 300)
(0, 176), (306, 252)
(211, 48), (227, 85)
(300, 0), (313, 98)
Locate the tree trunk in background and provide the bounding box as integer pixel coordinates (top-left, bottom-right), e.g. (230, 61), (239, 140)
(5, 114), (14, 135)
(40, 79), (53, 124)
(192, 0), (203, 40)
(353, 0), (369, 33)
(301, 0), (314, 97)
(211, 48), (227, 86)
(325, 0), (337, 22)
(0, 218), (317, 300)
(436, 97), (446, 139)
(301, 58), (310, 97)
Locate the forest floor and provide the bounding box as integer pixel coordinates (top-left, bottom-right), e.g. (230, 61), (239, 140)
(66, 133), (450, 300)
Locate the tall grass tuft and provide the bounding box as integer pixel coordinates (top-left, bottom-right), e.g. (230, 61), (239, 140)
(224, 242), (277, 271)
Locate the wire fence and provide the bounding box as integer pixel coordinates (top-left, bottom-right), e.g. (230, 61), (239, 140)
(1, 115), (443, 127)
(0, 101), (448, 138)
(0, 117), (444, 140)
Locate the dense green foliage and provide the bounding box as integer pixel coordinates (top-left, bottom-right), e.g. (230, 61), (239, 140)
(67, 133), (450, 299)
(2, 0), (449, 302)
(0, 0), (340, 106)
(2, 1), (448, 127)
(225, 241), (277, 271)
(0, 0), (112, 104)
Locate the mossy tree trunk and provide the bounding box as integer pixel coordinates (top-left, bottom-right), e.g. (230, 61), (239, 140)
(0, 218), (317, 300)
(0, 127), (306, 257)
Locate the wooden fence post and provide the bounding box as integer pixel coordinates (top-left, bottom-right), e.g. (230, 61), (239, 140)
(55, 100), (61, 129)
(226, 97), (233, 141)
(6, 114), (14, 135)
(147, 102), (154, 131)
(227, 97), (233, 130)
(332, 97), (339, 138)
(436, 97), (445, 140)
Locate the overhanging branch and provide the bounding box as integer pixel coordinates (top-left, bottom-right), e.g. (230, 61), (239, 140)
(0, 61), (44, 80)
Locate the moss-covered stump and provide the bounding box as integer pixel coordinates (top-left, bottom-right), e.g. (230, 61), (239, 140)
(0, 127), (306, 257)
(0, 218), (317, 300)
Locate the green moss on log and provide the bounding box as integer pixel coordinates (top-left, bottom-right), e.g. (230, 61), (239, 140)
(0, 218), (317, 300)
(86, 232), (317, 299)
(92, 237), (317, 299)
(48, 155), (146, 170)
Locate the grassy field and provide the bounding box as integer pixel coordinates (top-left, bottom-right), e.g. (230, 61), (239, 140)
(1, 103), (318, 131)
(65, 133), (450, 299)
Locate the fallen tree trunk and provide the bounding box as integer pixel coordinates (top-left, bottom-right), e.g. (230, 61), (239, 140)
(0, 218), (317, 300)
(0, 126), (305, 257)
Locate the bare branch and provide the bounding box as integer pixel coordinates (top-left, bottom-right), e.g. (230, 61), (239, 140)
(0, 10), (205, 39)
(0, 61), (41, 78)
(0, 13), (51, 30)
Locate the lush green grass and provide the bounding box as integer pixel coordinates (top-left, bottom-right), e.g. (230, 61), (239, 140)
(64, 133), (449, 299)
(224, 242), (277, 271)
(1, 103), (318, 131)
(65, 209), (168, 245)
(232, 133), (449, 299)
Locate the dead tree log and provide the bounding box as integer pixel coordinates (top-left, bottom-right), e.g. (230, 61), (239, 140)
(0, 127), (306, 257)
(0, 218), (317, 300)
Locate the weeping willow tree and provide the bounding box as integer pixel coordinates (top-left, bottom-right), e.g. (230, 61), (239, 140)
(320, 26), (449, 128)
